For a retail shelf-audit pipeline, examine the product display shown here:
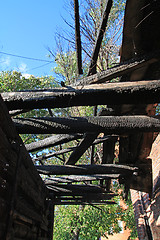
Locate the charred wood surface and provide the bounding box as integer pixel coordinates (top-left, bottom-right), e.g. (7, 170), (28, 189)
(118, 0), (160, 187)
(0, 95), (51, 239)
(79, 50), (160, 85)
(14, 115), (160, 134)
(33, 135), (114, 162)
(45, 174), (120, 184)
(74, 0), (83, 74)
(2, 80), (160, 110)
(33, 147), (76, 162)
(47, 183), (106, 192)
(55, 192), (117, 200)
(49, 190), (114, 197)
(26, 134), (83, 152)
(87, 0), (113, 75)
(66, 133), (98, 165)
(51, 200), (116, 205)
(66, 108), (114, 165)
(36, 164), (138, 175)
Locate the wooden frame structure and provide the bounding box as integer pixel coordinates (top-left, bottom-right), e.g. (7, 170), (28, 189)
(0, 0), (160, 239)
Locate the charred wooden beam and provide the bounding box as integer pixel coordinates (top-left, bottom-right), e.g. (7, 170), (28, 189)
(46, 183), (117, 200)
(33, 136), (113, 162)
(102, 136), (117, 191)
(55, 192), (117, 200)
(63, 107), (111, 165)
(3, 80), (160, 110)
(48, 190), (114, 197)
(45, 174), (120, 184)
(66, 133), (98, 165)
(51, 200), (116, 205)
(47, 184), (104, 194)
(33, 147), (76, 162)
(87, 0), (113, 75)
(74, 0), (83, 74)
(102, 137), (117, 164)
(122, 159), (152, 195)
(26, 134), (83, 152)
(93, 135), (117, 145)
(78, 50), (160, 85)
(14, 115), (160, 134)
(9, 109), (30, 116)
(33, 136), (112, 162)
(36, 164), (138, 175)
(46, 183), (105, 192)
(90, 106), (98, 164)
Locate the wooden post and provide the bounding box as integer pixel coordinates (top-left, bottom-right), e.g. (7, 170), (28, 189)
(74, 0), (83, 75)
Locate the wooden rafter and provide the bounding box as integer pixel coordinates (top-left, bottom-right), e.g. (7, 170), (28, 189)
(45, 174), (120, 184)
(3, 80), (160, 111)
(66, 133), (99, 165)
(32, 135), (113, 161)
(36, 164), (138, 175)
(25, 133), (83, 152)
(13, 115), (160, 134)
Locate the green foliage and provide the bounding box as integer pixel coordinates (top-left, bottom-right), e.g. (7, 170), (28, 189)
(121, 193), (138, 239)
(0, 70), (55, 92)
(53, 183), (138, 239)
(0, 70), (57, 144)
(53, 51), (78, 84)
(53, 203), (124, 240)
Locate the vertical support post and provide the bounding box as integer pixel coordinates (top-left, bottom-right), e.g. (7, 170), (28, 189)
(74, 0), (83, 75)
(90, 106), (97, 165)
(101, 136), (117, 191)
(48, 200), (55, 240)
(87, 0), (113, 76)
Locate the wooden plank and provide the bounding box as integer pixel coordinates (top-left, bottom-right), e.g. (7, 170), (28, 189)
(47, 185), (104, 194)
(56, 192), (117, 200)
(0, 94), (50, 238)
(14, 115), (160, 134)
(52, 201), (116, 205)
(45, 174), (120, 184)
(17, 164), (46, 209)
(46, 184), (106, 193)
(26, 133), (83, 152)
(15, 198), (45, 223)
(3, 80), (160, 110)
(36, 164), (137, 175)
(13, 220), (37, 239)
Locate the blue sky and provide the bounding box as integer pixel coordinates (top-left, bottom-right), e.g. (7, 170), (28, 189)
(0, 0), (69, 77)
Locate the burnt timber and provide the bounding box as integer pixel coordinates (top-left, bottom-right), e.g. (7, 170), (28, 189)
(13, 115), (160, 134)
(2, 80), (160, 110)
(1, 0), (160, 239)
(36, 164), (138, 175)
(74, 0), (83, 74)
(25, 133), (83, 152)
(0, 95), (52, 239)
(87, 0), (113, 75)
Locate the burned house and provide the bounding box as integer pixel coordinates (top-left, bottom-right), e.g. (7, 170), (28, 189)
(0, 0), (160, 239)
